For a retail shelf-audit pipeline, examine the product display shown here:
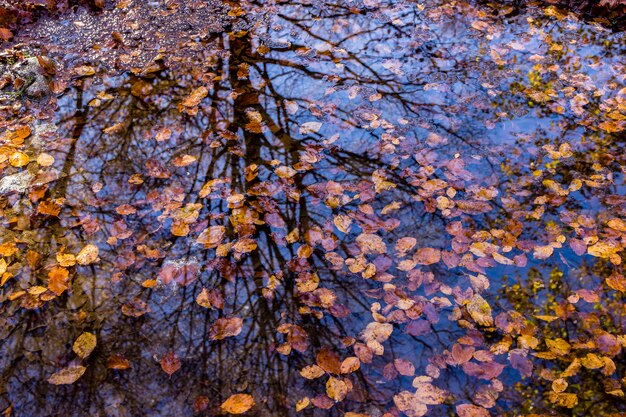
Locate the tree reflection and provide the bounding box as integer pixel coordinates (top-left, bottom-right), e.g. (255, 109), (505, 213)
(1, 0), (625, 416)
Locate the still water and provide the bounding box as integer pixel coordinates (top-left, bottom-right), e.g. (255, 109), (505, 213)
(1, 0), (625, 416)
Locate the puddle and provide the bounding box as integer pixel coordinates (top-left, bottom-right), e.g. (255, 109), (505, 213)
(0, 1), (625, 416)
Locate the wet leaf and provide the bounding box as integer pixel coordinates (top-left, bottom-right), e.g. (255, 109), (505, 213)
(182, 86), (208, 107)
(106, 355), (130, 370)
(295, 397), (310, 411)
(356, 233), (386, 254)
(301, 364), (325, 379)
(466, 295), (494, 326)
(326, 377), (348, 401)
(48, 266), (69, 296)
(456, 404), (490, 417)
(73, 332), (96, 359)
(76, 244), (99, 265)
(36, 153), (55, 166)
(413, 247), (441, 265)
(48, 366), (86, 385)
(221, 393), (255, 414)
(9, 152), (29, 167)
(73, 65), (96, 77)
(340, 357), (360, 374)
(209, 317), (243, 340)
(160, 351), (181, 377)
(299, 121), (322, 134)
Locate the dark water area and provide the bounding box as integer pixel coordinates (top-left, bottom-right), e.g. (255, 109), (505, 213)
(0, 1), (625, 416)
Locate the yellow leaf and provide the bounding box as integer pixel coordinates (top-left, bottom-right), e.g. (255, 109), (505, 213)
(221, 394), (255, 414)
(73, 332), (96, 359)
(580, 353), (604, 369)
(466, 294), (493, 326)
(588, 241), (619, 258)
(552, 378), (568, 393)
(9, 151), (29, 167)
(333, 214), (352, 234)
(326, 377), (348, 402)
(300, 364), (325, 379)
(549, 392), (578, 408)
(295, 397), (310, 411)
(76, 244), (99, 265)
(340, 357), (360, 374)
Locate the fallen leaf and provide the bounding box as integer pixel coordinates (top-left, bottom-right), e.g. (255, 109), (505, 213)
(73, 332), (97, 359)
(106, 355), (130, 370)
(466, 294), (494, 326)
(48, 366), (86, 385)
(326, 377), (348, 401)
(221, 393), (255, 414)
(76, 244), (99, 265)
(160, 351), (181, 376)
(210, 317), (243, 340)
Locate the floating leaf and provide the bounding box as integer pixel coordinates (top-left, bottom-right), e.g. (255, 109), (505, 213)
(37, 153), (55, 166)
(301, 364), (325, 379)
(160, 351), (181, 377)
(73, 332), (96, 359)
(182, 86), (208, 107)
(466, 295), (493, 326)
(413, 248), (441, 265)
(456, 404), (490, 417)
(76, 244), (99, 265)
(326, 377), (348, 401)
(340, 357), (360, 374)
(210, 317), (243, 340)
(48, 366), (86, 385)
(221, 393), (255, 414)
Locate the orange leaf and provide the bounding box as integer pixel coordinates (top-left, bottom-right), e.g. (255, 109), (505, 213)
(209, 317), (243, 340)
(160, 351), (181, 376)
(221, 393), (255, 414)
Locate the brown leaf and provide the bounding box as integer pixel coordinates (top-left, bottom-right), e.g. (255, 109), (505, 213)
(333, 214), (352, 234)
(106, 355), (130, 370)
(182, 86), (208, 107)
(38, 200), (62, 217)
(413, 248), (441, 265)
(456, 404), (490, 417)
(316, 348), (342, 374)
(160, 351), (181, 377)
(394, 358), (415, 376)
(209, 317), (243, 340)
(393, 391), (427, 416)
(356, 233), (387, 254)
(73, 65), (96, 77)
(197, 226), (226, 248)
(48, 366), (86, 385)
(221, 393), (255, 414)
(361, 322), (393, 343)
